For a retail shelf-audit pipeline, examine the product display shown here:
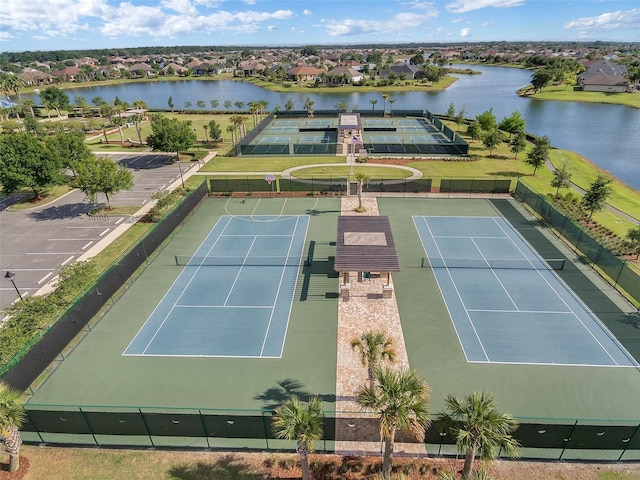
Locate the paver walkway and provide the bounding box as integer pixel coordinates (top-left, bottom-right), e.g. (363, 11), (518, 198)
(334, 197), (426, 456)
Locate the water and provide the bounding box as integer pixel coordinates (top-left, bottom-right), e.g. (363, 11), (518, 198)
(30, 66), (640, 189)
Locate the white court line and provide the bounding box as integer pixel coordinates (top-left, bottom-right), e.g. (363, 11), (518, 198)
(99, 228), (110, 237)
(177, 305), (271, 309)
(37, 272), (54, 285)
(61, 256), (74, 266)
(81, 241), (93, 250)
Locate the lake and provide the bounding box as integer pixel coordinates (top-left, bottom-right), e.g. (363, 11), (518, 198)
(31, 66), (640, 189)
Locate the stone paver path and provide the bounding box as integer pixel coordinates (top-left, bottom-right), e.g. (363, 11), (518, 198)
(334, 197), (426, 456)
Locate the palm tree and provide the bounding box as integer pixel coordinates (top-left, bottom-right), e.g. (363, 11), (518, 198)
(357, 367), (431, 480)
(351, 331), (396, 391)
(0, 383), (26, 473)
(355, 172), (369, 212)
(226, 124), (236, 144)
(438, 391), (520, 480)
(381, 93), (389, 115)
(272, 396), (323, 480)
(370, 98), (377, 110)
(389, 98), (396, 116)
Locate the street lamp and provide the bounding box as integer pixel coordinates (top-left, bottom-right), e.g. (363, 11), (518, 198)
(4, 271), (23, 300)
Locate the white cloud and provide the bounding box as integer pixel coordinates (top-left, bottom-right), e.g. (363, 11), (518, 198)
(480, 21), (492, 27)
(460, 27), (471, 36)
(321, 10), (437, 37)
(303, 9), (312, 16)
(446, 0), (524, 14)
(160, 0), (198, 15)
(564, 8), (640, 32)
(267, 24), (275, 31)
(243, 0), (257, 5)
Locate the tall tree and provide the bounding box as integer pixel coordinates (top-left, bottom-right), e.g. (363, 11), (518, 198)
(455, 108), (466, 131)
(40, 86), (69, 118)
(0, 383), (26, 473)
(626, 226), (640, 260)
(370, 98), (377, 110)
(303, 97), (314, 117)
(207, 119), (222, 142)
(146, 115), (196, 162)
(531, 69), (553, 92)
(482, 130), (504, 157)
(167, 96), (174, 112)
(45, 131), (93, 177)
(475, 108), (497, 133)
(446, 102), (456, 119)
(381, 93), (389, 115)
(581, 174), (613, 220)
(498, 111), (526, 139)
(524, 136), (550, 175)
(74, 157), (134, 209)
(550, 161), (572, 197)
(438, 391), (520, 480)
(284, 98), (295, 111)
(0, 132), (63, 198)
(272, 396), (323, 480)
(357, 368), (431, 480)
(355, 172), (369, 212)
(351, 331), (396, 391)
(509, 132), (527, 159)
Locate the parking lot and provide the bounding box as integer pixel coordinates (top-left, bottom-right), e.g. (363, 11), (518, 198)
(0, 152), (199, 310)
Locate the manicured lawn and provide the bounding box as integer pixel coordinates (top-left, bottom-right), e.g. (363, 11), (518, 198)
(202, 155), (340, 172)
(525, 85), (640, 110)
(294, 165), (412, 178)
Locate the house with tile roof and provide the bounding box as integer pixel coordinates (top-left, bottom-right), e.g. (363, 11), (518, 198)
(578, 62), (629, 93)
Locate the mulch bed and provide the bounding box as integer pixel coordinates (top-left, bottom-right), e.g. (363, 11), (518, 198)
(0, 457), (30, 480)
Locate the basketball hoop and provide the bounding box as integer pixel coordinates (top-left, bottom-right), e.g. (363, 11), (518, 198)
(265, 174), (276, 185)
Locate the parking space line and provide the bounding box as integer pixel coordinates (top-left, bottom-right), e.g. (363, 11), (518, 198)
(26, 252), (78, 255)
(61, 256), (75, 266)
(37, 272), (54, 285)
(115, 218), (125, 225)
(82, 241), (93, 250)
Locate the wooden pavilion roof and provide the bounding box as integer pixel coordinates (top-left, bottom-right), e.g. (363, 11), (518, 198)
(334, 216), (400, 272)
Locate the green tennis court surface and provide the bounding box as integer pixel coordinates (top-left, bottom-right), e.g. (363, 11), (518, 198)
(124, 215), (309, 358)
(413, 216), (637, 367)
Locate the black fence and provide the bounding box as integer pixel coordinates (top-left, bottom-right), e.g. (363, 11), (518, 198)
(209, 176), (516, 197)
(1, 182), (209, 391)
(514, 180), (640, 308)
(19, 405), (640, 460)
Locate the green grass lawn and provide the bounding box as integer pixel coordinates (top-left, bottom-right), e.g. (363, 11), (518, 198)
(525, 85), (640, 109)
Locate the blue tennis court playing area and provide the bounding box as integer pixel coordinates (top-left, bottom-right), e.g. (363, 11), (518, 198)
(413, 216), (638, 367)
(124, 215), (309, 358)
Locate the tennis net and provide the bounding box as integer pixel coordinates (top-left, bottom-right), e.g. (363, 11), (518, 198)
(175, 255), (310, 267)
(421, 257), (565, 271)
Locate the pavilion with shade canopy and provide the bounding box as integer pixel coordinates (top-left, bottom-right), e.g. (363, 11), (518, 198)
(334, 215), (401, 301)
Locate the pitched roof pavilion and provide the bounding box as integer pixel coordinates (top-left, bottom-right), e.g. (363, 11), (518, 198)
(334, 216), (400, 273)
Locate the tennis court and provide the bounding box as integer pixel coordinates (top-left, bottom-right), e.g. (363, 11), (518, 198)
(272, 120), (300, 127)
(413, 215), (638, 367)
(370, 135), (401, 143)
(124, 215), (309, 358)
(258, 136), (291, 144)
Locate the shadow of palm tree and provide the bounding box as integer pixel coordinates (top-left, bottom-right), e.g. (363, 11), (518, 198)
(167, 453), (267, 480)
(254, 378), (335, 410)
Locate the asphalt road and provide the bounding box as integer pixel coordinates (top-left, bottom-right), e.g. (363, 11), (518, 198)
(0, 152), (198, 310)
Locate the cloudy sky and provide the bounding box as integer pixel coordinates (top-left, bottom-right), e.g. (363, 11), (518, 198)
(1, 0), (639, 53)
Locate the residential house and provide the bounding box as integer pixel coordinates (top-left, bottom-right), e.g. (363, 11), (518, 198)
(380, 63), (424, 80)
(578, 62), (629, 93)
(51, 66), (81, 82)
(161, 63), (188, 76)
(128, 63), (155, 77)
(19, 68), (52, 86)
(287, 66), (324, 83)
(327, 65), (363, 84)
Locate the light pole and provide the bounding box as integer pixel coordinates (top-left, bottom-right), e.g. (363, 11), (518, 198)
(4, 271), (23, 301)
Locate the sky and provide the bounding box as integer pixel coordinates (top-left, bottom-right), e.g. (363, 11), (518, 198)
(1, 0), (639, 53)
